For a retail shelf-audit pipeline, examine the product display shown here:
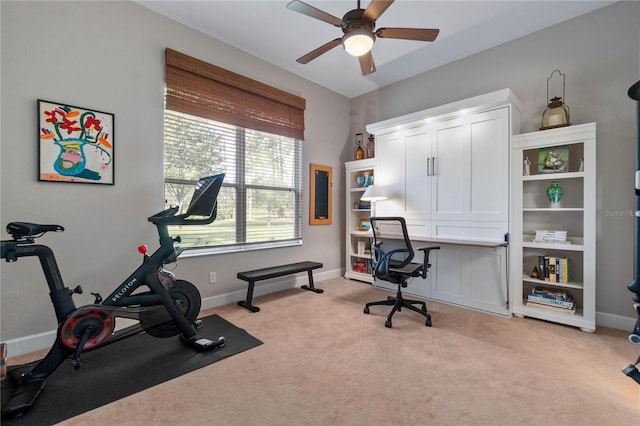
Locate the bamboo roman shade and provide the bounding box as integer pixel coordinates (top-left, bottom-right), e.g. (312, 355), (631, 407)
(165, 48), (306, 140)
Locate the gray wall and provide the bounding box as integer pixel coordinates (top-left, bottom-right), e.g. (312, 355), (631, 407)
(0, 1), (350, 341)
(351, 1), (640, 325)
(1, 1), (638, 344)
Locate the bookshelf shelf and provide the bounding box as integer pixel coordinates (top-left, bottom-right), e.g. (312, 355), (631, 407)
(511, 123), (596, 332)
(521, 275), (584, 290)
(523, 171), (584, 181)
(523, 207), (584, 212)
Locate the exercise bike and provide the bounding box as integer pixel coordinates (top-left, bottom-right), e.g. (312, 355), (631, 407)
(623, 80), (640, 385)
(1, 173), (226, 418)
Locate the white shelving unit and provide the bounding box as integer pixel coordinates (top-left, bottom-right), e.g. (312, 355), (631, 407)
(344, 158), (375, 283)
(511, 123), (596, 332)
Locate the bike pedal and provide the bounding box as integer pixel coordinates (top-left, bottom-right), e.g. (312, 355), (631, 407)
(70, 356), (82, 369)
(190, 336), (225, 352)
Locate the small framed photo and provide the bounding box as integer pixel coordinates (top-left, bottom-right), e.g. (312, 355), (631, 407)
(359, 219), (371, 231)
(38, 100), (114, 184)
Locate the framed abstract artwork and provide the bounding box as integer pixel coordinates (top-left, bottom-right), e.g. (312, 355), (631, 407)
(38, 100), (114, 184)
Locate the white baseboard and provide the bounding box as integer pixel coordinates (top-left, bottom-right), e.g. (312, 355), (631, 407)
(3, 268), (343, 357)
(596, 311), (637, 333)
(5, 267), (634, 357)
(4, 330), (57, 360)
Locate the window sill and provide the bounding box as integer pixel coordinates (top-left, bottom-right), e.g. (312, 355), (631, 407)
(177, 239), (303, 258)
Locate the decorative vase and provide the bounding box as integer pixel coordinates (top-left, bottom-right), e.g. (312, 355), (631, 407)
(355, 133), (365, 160)
(54, 138), (87, 176)
(546, 180), (564, 208)
(365, 134), (375, 158)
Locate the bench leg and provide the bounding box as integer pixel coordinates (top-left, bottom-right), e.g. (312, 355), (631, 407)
(301, 270), (323, 294)
(237, 280), (260, 313)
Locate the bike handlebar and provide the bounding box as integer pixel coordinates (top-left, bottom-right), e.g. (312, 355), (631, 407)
(147, 205), (218, 226)
(148, 206), (180, 222)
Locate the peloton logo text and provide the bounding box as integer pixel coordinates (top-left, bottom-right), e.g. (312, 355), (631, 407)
(112, 278), (137, 302)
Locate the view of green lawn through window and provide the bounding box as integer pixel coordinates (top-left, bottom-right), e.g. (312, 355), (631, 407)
(163, 111), (302, 250)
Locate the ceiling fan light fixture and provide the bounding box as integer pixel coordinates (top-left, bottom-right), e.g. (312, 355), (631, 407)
(342, 29), (375, 57)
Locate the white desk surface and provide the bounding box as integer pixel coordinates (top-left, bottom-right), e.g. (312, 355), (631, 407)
(378, 232), (508, 248)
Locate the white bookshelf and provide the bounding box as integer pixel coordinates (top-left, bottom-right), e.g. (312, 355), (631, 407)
(510, 123), (596, 332)
(344, 159), (375, 283)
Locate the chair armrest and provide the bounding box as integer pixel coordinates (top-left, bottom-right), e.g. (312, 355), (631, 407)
(371, 247), (410, 280)
(417, 246), (440, 279)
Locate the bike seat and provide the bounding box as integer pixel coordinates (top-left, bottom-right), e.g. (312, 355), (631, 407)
(6, 222), (64, 237)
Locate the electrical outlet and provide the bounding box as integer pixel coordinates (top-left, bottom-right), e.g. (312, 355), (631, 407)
(209, 272), (217, 284)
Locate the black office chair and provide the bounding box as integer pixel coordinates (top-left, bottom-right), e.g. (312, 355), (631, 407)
(363, 217), (440, 328)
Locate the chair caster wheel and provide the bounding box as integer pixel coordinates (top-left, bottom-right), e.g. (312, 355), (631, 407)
(364, 307), (370, 314)
(385, 320), (392, 328)
(425, 319), (432, 327)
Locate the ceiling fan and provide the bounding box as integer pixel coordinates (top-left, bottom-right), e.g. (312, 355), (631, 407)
(286, 0), (439, 75)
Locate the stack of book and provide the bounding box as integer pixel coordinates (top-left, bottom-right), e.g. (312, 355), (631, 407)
(534, 230), (569, 244)
(526, 286), (576, 314)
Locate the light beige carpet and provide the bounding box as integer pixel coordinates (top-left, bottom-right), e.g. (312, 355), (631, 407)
(8, 277), (640, 425)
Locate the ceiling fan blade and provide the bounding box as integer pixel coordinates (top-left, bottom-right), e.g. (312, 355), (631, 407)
(376, 27), (440, 42)
(363, 0), (394, 21)
(286, 0), (343, 27)
(358, 51), (376, 75)
(296, 38), (342, 64)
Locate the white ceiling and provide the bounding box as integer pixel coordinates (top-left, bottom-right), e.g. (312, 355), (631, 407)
(136, 0), (614, 98)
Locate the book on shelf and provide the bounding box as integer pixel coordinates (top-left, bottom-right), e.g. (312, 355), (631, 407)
(538, 255), (546, 279)
(535, 230), (567, 241)
(562, 258), (570, 283)
(528, 286), (574, 309)
(527, 294), (574, 309)
(531, 230), (571, 245)
(526, 301), (576, 315)
(534, 256), (571, 283)
(530, 286), (573, 300)
(548, 256), (556, 282)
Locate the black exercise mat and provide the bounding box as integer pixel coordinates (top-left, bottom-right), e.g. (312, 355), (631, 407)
(2, 314), (262, 425)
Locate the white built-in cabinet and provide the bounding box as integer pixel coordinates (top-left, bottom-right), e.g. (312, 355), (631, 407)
(375, 125), (431, 237)
(371, 97), (513, 242)
(362, 89), (520, 316)
(510, 123), (596, 332)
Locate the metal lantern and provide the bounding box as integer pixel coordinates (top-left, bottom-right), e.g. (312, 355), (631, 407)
(540, 70), (571, 130)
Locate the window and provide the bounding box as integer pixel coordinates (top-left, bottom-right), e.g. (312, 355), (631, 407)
(164, 49), (305, 253)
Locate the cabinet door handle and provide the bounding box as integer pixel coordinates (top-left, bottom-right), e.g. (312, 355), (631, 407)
(426, 157), (430, 176)
(432, 157), (436, 176)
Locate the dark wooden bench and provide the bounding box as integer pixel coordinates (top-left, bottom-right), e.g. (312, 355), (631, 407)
(236, 261), (323, 312)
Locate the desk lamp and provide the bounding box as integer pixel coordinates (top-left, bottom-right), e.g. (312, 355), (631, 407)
(360, 185), (387, 217)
